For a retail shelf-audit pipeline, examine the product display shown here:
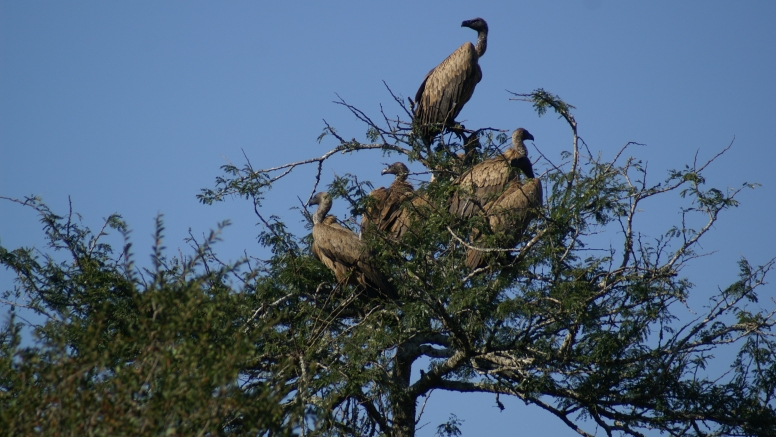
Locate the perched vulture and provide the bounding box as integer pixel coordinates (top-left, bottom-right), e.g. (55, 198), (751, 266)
(450, 128), (535, 219)
(466, 143), (543, 270)
(309, 192), (397, 299)
(361, 162), (414, 239)
(414, 17), (488, 145)
(362, 162), (431, 241)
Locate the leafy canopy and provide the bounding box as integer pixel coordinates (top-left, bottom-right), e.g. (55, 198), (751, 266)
(2, 89), (775, 437)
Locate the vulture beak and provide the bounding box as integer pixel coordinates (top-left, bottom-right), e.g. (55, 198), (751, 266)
(525, 132), (535, 142)
(461, 20), (470, 28)
(381, 167), (392, 176)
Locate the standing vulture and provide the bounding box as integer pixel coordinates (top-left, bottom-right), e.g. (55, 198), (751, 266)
(361, 162), (414, 240)
(413, 17), (488, 145)
(466, 153), (543, 270)
(450, 128), (535, 219)
(309, 192), (397, 300)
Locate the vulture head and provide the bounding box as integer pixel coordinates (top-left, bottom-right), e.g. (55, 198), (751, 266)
(462, 17), (488, 57)
(381, 162), (410, 182)
(308, 191), (333, 224)
(461, 17), (488, 33)
(510, 128), (534, 159)
(512, 128), (534, 144)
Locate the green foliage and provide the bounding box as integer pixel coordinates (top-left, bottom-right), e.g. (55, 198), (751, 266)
(435, 414), (463, 437)
(201, 88), (775, 437)
(0, 198), (294, 436)
(519, 88), (576, 120)
(3, 88), (776, 437)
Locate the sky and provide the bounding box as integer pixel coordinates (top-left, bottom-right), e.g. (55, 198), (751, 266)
(2, 1), (776, 435)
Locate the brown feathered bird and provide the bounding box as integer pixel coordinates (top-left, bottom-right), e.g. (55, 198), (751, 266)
(413, 17), (488, 145)
(309, 192), (397, 299)
(361, 162), (414, 239)
(450, 128), (535, 219)
(466, 153), (543, 270)
(362, 162), (431, 241)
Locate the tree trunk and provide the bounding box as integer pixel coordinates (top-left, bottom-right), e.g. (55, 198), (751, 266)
(391, 343), (416, 437)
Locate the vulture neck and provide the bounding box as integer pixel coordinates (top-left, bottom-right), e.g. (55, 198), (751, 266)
(511, 139), (528, 162)
(475, 30), (487, 58)
(512, 156), (535, 180)
(510, 138), (535, 178)
(521, 160), (536, 179)
(312, 197), (332, 225)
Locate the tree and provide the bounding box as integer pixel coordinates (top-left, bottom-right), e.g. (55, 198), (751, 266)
(0, 200), (296, 436)
(3, 89), (776, 436)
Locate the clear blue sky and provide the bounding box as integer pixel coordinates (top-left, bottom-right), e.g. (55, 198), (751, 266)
(2, 2), (775, 435)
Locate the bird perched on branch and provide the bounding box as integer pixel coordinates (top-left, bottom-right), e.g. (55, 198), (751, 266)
(309, 192), (397, 300)
(413, 17), (488, 145)
(361, 162), (414, 240)
(466, 148), (543, 270)
(450, 128), (535, 219)
(362, 162), (431, 241)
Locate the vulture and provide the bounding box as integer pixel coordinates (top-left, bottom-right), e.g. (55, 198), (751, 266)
(361, 162), (414, 240)
(413, 17), (488, 145)
(362, 162), (431, 241)
(309, 192), (397, 300)
(466, 140), (543, 270)
(450, 128), (535, 219)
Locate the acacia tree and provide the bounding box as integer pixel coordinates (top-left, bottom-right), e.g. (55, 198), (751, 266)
(199, 88), (776, 437)
(0, 201), (297, 436)
(2, 89), (775, 437)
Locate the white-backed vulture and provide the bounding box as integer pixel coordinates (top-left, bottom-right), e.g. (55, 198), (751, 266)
(309, 192), (397, 299)
(361, 162), (414, 240)
(466, 147), (543, 270)
(414, 17), (488, 145)
(450, 128), (535, 219)
(362, 162), (433, 241)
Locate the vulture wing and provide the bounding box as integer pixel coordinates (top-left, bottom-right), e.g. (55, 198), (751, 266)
(486, 178), (543, 233)
(312, 218), (362, 281)
(465, 178), (543, 270)
(391, 192), (432, 240)
(361, 186), (389, 234)
(450, 155), (517, 218)
(362, 180), (414, 239)
(313, 217), (397, 299)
